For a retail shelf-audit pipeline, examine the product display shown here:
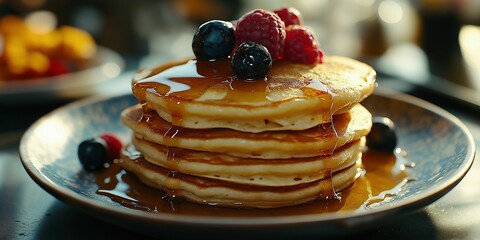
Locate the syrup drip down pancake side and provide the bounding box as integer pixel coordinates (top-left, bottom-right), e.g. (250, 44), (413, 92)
(120, 144), (363, 209)
(121, 103), (372, 159)
(132, 56), (376, 133)
(130, 136), (365, 186)
(119, 56), (376, 208)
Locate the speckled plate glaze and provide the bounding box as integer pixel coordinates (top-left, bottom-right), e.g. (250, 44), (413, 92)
(19, 90), (475, 238)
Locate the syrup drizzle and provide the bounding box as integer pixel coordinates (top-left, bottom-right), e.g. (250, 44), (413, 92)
(320, 168), (340, 200)
(362, 178), (411, 208)
(111, 59), (405, 213)
(163, 121), (181, 208)
(163, 169), (178, 211)
(96, 148), (414, 215)
(305, 78), (340, 199)
(360, 147), (417, 208)
(131, 107), (350, 144)
(132, 59), (338, 122)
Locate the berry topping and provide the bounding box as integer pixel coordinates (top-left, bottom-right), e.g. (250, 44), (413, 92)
(78, 138), (109, 171)
(235, 9), (286, 59)
(46, 59), (70, 76)
(274, 7), (303, 27)
(78, 133), (123, 171)
(231, 42), (272, 80)
(100, 133), (123, 160)
(367, 117), (398, 152)
(192, 20), (236, 60)
(284, 25), (323, 64)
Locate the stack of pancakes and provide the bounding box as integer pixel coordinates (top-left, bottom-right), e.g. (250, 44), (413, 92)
(120, 56), (376, 208)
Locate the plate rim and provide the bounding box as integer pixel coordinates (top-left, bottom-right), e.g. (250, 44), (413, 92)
(0, 46), (125, 96)
(19, 90), (476, 227)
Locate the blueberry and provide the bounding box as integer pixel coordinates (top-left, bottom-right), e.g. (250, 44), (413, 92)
(231, 42), (272, 80)
(192, 20), (235, 60)
(367, 117), (398, 152)
(78, 138), (109, 171)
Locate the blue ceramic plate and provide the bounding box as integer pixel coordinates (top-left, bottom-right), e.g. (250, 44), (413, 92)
(19, 90), (475, 238)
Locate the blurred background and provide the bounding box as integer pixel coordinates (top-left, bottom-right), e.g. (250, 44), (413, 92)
(2, 2), (480, 239)
(1, 0), (480, 109)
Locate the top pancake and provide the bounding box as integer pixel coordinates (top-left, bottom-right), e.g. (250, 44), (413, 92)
(132, 56), (376, 132)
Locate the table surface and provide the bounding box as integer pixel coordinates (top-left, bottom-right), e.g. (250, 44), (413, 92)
(1, 73), (479, 240)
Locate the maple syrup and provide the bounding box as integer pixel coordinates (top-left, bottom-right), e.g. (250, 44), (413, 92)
(131, 106), (348, 143)
(131, 59), (337, 123)
(111, 57), (385, 213)
(95, 148), (413, 215)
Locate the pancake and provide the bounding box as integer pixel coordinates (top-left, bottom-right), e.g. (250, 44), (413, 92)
(132, 56), (376, 132)
(121, 103), (372, 159)
(119, 54), (375, 208)
(131, 136), (365, 186)
(120, 146), (363, 208)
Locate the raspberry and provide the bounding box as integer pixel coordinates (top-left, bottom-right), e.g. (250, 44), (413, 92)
(99, 133), (123, 160)
(284, 26), (323, 64)
(274, 7), (303, 27)
(46, 59), (70, 76)
(235, 9), (286, 59)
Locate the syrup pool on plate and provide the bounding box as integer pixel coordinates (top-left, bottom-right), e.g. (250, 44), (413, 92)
(102, 57), (388, 213)
(94, 147), (414, 216)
